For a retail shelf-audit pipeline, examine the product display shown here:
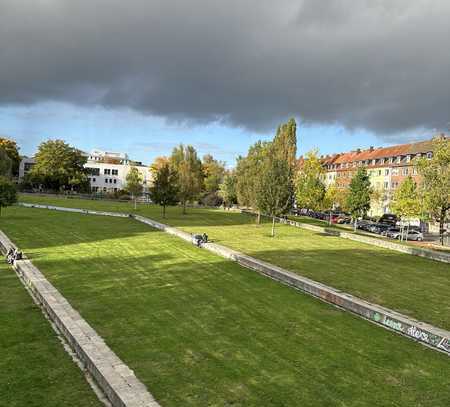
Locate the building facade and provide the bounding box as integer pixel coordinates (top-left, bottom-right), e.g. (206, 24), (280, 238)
(311, 136), (445, 216)
(85, 150), (152, 195)
(19, 149), (153, 195)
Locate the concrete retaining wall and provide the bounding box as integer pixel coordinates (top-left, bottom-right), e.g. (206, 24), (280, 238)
(15, 203), (450, 355)
(241, 210), (450, 264)
(0, 230), (160, 407)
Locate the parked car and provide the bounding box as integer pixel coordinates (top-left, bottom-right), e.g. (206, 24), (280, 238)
(336, 215), (352, 224)
(379, 213), (398, 226)
(386, 228), (424, 241)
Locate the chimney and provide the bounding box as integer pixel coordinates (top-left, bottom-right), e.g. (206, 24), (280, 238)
(357, 148), (361, 153)
(369, 146), (374, 151)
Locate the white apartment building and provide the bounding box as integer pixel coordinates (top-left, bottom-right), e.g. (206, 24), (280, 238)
(19, 149), (153, 195)
(85, 150), (152, 194)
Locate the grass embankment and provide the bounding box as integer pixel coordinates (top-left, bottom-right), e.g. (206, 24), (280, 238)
(1, 205), (450, 406)
(18, 194), (450, 331)
(0, 262), (101, 407)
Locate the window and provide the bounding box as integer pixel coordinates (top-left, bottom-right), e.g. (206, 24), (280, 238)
(427, 152), (433, 159)
(391, 181), (398, 189)
(86, 167), (100, 176)
(378, 170), (382, 176)
(384, 181), (389, 189)
(392, 168), (399, 175)
(109, 179), (113, 183)
(104, 169), (111, 175)
(385, 169), (389, 176)
(113, 179), (117, 184)
(402, 168), (408, 176)
(413, 167), (418, 175)
(372, 159), (376, 165)
(114, 188), (118, 192)
(389, 157), (393, 164)
(396, 156), (401, 163)
(105, 178), (109, 184)
(112, 169), (118, 175)
(92, 178), (96, 183)
(406, 155), (411, 163)
(103, 187), (107, 192)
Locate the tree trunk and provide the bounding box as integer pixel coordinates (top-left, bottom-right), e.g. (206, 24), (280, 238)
(134, 198), (137, 210)
(162, 204), (166, 219)
(271, 216), (275, 237)
(353, 218), (357, 232)
(439, 207), (446, 245)
(0, 206), (2, 217)
(182, 200), (187, 215)
(257, 211), (261, 224)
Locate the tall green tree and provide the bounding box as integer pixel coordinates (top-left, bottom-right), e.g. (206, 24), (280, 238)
(0, 148), (12, 178)
(0, 137), (20, 176)
(235, 141), (271, 223)
(149, 161), (178, 218)
(417, 136), (450, 244)
(256, 149), (292, 237)
(347, 167), (372, 230)
(126, 167), (143, 210)
(0, 176), (17, 216)
(219, 172), (237, 209)
(29, 140), (88, 191)
(273, 118), (297, 172)
(202, 154), (225, 193)
(295, 150), (326, 211)
(170, 144), (203, 214)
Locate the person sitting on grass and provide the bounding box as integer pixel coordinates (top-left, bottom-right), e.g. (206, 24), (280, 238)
(202, 233), (208, 243)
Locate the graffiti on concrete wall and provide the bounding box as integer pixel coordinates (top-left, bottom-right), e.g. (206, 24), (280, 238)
(371, 311), (449, 353)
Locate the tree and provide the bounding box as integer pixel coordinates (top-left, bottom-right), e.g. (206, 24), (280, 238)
(29, 140), (88, 191)
(125, 167), (143, 209)
(256, 150), (292, 237)
(417, 136), (450, 244)
(0, 148), (12, 178)
(0, 177), (17, 216)
(219, 172), (237, 208)
(391, 176), (421, 240)
(273, 118), (297, 173)
(235, 141), (271, 223)
(346, 168), (372, 230)
(295, 150), (326, 211)
(170, 145), (203, 214)
(323, 183), (349, 212)
(202, 154), (225, 193)
(0, 137), (20, 176)
(149, 161), (178, 218)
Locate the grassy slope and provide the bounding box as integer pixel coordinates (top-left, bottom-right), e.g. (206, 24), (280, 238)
(0, 262), (100, 407)
(18, 194), (450, 331)
(1, 206), (450, 406)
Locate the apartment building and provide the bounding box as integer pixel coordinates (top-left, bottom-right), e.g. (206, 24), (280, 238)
(310, 135), (445, 216)
(85, 150), (152, 194)
(19, 149), (153, 195)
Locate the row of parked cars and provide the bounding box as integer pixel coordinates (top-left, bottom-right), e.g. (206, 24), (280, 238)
(295, 210), (424, 241)
(356, 218), (424, 241)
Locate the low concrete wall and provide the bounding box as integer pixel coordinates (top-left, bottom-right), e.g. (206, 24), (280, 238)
(0, 230), (160, 407)
(241, 210), (450, 264)
(16, 203), (450, 355)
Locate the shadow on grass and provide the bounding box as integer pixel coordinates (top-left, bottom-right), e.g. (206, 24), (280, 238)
(15, 250), (450, 407)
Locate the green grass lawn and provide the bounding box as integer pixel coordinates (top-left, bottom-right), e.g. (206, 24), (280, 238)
(0, 262), (101, 407)
(18, 194), (450, 331)
(1, 205), (450, 406)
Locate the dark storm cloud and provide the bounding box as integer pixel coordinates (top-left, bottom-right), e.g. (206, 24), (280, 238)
(1, 0), (450, 137)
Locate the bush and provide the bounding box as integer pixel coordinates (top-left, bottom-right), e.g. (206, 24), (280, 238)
(0, 176), (17, 216)
(200, 192), (223, 207)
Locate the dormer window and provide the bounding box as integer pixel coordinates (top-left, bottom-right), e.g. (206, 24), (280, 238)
(427, 152), (433, 159)
(406, 155), (411, 163)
